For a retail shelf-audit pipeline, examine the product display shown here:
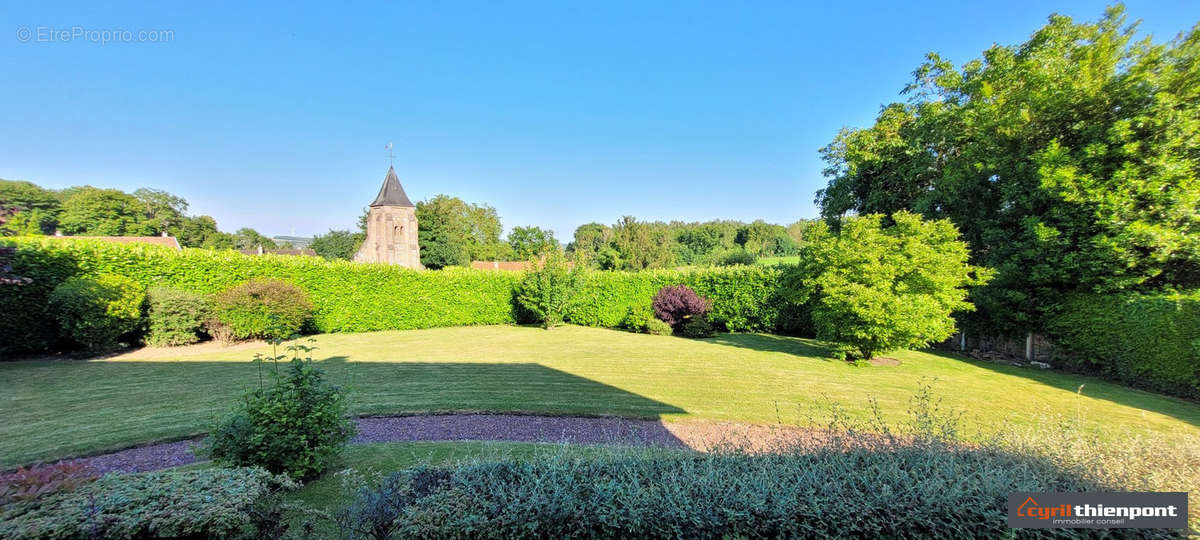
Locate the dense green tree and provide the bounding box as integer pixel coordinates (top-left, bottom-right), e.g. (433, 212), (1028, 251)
(798, 212), (988, 361)
(134, 188), (188, 235)
(310, 229), (365, 260)
(673, 222), (738, 264)
(415, 195), (508, 267)
(0, 180), (61, 234)
(507, 226), (560, 260)
(566, 223), (611, 262)
(611, 216), (674, 270)
(516, 250), (585, 328)
(786, 220), (816, 247)
(815, 6), (1200, 334)
(735, 220), (799, 257)
(233, 227), (278, 250)
(466, 204), (511, 261)
(357, 208), (369, 233)
(176, 215), (235, 249)
(58, 187), (153, 236)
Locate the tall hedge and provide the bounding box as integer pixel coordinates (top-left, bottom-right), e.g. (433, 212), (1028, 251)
(1047, 291), (1200, 399)
(0, 238), (799, 354)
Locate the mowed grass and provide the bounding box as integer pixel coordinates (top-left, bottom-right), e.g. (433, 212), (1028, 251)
(3, 325), (1199, 467)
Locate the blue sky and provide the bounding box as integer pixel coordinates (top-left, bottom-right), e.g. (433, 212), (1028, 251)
(2, 1), (1198, 240)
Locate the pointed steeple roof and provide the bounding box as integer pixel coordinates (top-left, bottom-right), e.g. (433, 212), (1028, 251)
(369, 166), (415, 207)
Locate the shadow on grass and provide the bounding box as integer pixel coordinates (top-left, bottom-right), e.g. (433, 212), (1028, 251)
(707, 333), (834, 359)
(923, 349), (1200, 429)
(2, 360), (691, 468)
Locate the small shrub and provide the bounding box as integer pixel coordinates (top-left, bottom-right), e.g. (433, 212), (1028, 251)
(0, 461), (97, 505)
(644, 317), (673, 336)
(619, 304), (654, 332)
(0, 467), (296, 539)
(621, 304), (675, 336)
(47, 273), (145, 352)
(652, 284), (711, 329)
(678, 316), (715, 338)
(333, 470), (428, 540)
(145, 287), (211, 346)
(213, 279), (313, 341)
(718, 250), (757, 266)
(202, 339), (356, 480)
(515, 251), (585, 329)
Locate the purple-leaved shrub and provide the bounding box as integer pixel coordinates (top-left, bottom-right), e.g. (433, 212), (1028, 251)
(652, 285), (711, 329)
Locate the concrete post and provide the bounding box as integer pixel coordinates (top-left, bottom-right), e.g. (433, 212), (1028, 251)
(1025, 332), (1033, 361)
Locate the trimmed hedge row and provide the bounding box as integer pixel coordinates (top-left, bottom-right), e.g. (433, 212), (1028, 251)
(1047, 291), (1200, 399)
(0, 238), (799, 354)
(334, 446), (1167, 539)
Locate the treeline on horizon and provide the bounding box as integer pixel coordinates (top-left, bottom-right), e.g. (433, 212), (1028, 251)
(0, 179), (813, 270)
(0, 179), (282, 250)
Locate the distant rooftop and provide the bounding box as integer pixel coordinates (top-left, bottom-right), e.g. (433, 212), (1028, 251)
(369, 165), (415, 207)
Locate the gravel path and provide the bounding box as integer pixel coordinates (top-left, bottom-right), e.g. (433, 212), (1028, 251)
(20, 414), (822, 476)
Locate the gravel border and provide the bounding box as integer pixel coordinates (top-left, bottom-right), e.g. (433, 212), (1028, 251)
(19, 414), (824, 476)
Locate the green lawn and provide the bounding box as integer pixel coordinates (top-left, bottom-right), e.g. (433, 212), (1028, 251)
(3, 325), (1198, 467)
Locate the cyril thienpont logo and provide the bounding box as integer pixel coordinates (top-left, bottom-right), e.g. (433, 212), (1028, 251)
(1008, 492), (1188, 529)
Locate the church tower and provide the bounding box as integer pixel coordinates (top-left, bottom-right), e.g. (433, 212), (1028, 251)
(353, 166), (422, 268)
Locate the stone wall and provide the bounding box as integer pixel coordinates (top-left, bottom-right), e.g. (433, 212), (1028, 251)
(353, 205), (421, 268)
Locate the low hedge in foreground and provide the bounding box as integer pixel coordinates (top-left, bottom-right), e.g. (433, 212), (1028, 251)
(0, 238), (800, 353)
(1048, 291), (1200, 399)
(337, 445), (1182, 539)
(0, 467), (295, 539)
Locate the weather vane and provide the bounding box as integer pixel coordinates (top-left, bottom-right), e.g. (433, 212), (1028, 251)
(385, 142), (394, 166)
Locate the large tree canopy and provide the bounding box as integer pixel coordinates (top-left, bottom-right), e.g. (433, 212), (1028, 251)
(816, 5), (1200, 334)
(799, 212), (988, 361)
(416, 194), (509, 268)
(310, 229), (365, 260)
(58, 187), (153, 236)
(507, 226), (560, 260)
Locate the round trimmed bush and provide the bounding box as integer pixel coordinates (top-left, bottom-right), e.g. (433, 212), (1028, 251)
(212, 279), (312, 341)
(652, 284), (712, 329)
(47, 274), (145, 352)
(145, 287), (211, 347)
(619, 305), (654, 332)
(644, 318), (673, 336)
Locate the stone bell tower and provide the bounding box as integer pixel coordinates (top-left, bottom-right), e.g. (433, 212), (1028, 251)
(353, 166), (422, 268)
